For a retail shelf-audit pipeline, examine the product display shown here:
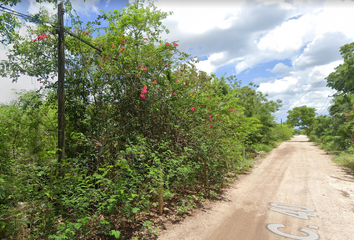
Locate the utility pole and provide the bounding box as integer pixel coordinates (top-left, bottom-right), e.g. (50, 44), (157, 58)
(58, 2), (65, 176)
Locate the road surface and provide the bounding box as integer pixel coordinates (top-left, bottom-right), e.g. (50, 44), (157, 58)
(158, 135), (354, 240)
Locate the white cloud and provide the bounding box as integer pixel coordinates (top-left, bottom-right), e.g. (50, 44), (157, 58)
(293, 32), (349, 70)
(27, 0), (100, 16)
(0, 76), (41, 104)
(195, 52), (225, 74)
(270, 63), (290, 73)
(258, 76), (298, 94)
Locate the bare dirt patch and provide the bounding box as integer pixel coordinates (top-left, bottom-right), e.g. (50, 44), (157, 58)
(158, 135), (354, 240)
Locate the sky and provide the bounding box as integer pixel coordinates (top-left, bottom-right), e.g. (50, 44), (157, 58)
(1, 0), (354, 123)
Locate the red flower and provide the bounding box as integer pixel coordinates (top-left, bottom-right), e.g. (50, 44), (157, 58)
(120, 42), (123, 45)
(181, 153), (184, 155)
(153, 80), (157, 84)
(166, 63), (168, 66)
(141, 86), (147, 94)
(122, 39), (125, 42)
(105, 56), (109, 58)
(173, 42), (178, 46)
(170, 91), (172, 94)
(190, 93), (193, 96)
(345, 113), (349, 116)
(98, 65), (102, 68)
(101, 59), (104, 62)
(209, 125), (212, 129)
(191, 107), (196, 112)
(210, 119), (212, 122)
(121, 47), (125, 51)
(193, 76), (195, 79)
(111, 44), (115, 47)
(209, 116), (211, 118)
(173, 92), (176, 95)
(144, 38), (148, 41)
(33, 38), (37, 42)
(216, 113), (219, 116)
(74, 30), (77, 34)
(176, 79), (178, 82)
(165, 43), (170, 46)
(140, 94), (146, 99)
(351, 138), (354, 142)
(175, 73), (177, 75)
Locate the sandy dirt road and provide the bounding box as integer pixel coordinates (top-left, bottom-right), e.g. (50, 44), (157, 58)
(158, 135), (354, 240)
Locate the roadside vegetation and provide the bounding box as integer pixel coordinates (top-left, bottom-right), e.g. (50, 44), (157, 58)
(285, 42), (354, 173)
(0, 1), (294, 239)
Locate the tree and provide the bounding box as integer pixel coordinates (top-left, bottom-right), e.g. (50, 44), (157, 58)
(326, 41), (354, 93)
(287, 105), (316, 133)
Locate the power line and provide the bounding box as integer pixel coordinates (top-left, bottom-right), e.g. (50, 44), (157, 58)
(0, 5), (104, 55)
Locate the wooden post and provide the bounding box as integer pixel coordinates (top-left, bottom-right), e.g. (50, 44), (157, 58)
(158, 184), (163, 215)
(158, 169), (164, 215)
(58, 2), (65, 176)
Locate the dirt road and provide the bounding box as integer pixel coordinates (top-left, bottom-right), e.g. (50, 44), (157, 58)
(158, 135), (354, 240)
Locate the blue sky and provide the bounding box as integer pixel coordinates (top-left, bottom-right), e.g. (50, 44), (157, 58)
(1, 0), (354, 123)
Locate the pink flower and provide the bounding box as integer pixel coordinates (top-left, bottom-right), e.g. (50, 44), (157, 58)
(191, 107), (196, 112)
(173, 92), (176, 95)
(111, 44), (115, 47)
(209, 125), (212, 129)
(173, 42), (178, 46)
(120, 42), (123, 45)
(176, 79), (178, 82)
(140, 94), (146, 99)
(153, 80), (157, 84)
(209, 116), (211, 118)
(166, 63), (168, 66)
(170, 91), (172, 94)
(175, 73), (177, 75)
(122, 40), (125, 42)
(193, 77), (195, 79)
(210, 119), (212, 122)
(33, 38), (37, 42)
(144, 38), (148, 41)
(74, 30), (77, 34)
(101, 59), (104, 62)
(351, 138), (354, 142)
(98, 65), (102, 68)
(181, 153), (184, 155)
(143, 86), (147, 90)
(121, 47), (125, 51)
(345, 113), (349, 116)
(190, 93), (193, 96)
(165, 43), (170, 46)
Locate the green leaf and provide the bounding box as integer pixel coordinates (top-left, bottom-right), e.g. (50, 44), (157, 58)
(109, 230), (121, 238)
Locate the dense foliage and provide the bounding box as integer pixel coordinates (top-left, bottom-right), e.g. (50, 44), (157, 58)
(0, 1), (293, 239)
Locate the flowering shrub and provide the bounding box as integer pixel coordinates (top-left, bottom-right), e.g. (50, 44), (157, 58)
(0, 1), (287, 239)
